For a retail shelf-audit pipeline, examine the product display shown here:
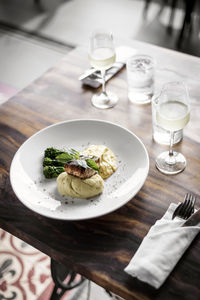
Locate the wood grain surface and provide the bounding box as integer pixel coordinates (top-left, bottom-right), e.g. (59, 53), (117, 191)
(0, 40), (200, 300)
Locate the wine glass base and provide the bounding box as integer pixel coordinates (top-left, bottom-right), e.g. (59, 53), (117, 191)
(91, 91), (118, 109)
(156, 151), (186, 175)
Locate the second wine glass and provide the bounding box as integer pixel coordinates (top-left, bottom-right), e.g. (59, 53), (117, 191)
(155, 81), (190, 175)
(89, 30), (118, 109)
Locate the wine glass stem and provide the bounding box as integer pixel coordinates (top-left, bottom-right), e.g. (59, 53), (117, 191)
(169, 131), (174, 156)
(101, 70), (106, 94)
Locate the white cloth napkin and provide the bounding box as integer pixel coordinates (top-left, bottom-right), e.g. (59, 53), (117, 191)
(124, 203), (200, 289)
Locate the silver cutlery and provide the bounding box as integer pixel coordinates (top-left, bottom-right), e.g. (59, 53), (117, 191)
(182, 207), (200, 227)
(78, 62), (124, 82)
(172, 193), (196, 220)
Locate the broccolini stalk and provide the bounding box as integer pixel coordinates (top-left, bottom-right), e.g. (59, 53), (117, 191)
(44, 147), (64, 159)
(43, 147), (98, 179)
(43, 147), (80, 179)
(43, 157), (64, 167)
(43, 166), (65, 179)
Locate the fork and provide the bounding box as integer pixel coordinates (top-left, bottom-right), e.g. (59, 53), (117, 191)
(172, 193), (196, 220)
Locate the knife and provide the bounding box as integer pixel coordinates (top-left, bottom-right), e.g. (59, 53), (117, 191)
(182, 209), (200, 227)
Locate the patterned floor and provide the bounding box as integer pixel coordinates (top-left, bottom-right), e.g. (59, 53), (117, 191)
(0, 228), (53, 299)
(0, 229), (123, 300)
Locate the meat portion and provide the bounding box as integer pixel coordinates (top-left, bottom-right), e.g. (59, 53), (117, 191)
(64, 156), (99, 179)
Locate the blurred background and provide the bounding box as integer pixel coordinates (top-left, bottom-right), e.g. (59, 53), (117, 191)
(0, 0), (200, 95)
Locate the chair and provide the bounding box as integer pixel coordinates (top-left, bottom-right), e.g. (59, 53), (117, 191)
(50, 259), (86, 300)
(144, 0), (179, 33)
(177, 0), (197, 47)
(143, 0), (197, 48)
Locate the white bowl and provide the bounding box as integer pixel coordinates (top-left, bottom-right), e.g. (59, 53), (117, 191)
(10, 119), (149, 220)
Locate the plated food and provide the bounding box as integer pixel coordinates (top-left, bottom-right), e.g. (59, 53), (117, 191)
(82, 144), (117, 179)
(43, 144), (117, 199)
(57, 173), (104, 199)
(10, 119), (149, 220)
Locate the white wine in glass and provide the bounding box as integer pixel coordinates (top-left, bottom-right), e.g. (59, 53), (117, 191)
(155, 82), (190, 175)
(156, 101), (190, 132)
(89, 30), (118, 109)
(89, 48), (116, 71)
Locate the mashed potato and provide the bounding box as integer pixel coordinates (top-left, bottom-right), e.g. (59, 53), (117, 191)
(82, 145), (117, 179)
(57, 172), (104, 198)
(56, 144), (116, 199)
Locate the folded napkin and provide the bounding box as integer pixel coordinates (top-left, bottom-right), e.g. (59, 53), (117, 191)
(124, 203), (200, 289)
(81, 62), (124, 88)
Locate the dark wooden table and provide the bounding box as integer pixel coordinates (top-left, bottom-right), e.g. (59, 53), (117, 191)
(0, 40), (200, 300)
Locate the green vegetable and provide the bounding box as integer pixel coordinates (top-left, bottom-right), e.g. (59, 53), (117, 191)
(43, 166), (65, 179)
(43, 147), (79, 179)
(55, 149), (79, 164)
(43, 147), (98, 178)
(67, 148), (79, 158)
(44, 147), (64, 159)
(56, 152), (76, 163)
(86, 159), (99, 171)
(43, 157), (64, 167)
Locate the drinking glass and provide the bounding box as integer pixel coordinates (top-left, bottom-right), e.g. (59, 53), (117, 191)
(89, 29), (118, 109)
(152, 93), (183, 145)
(155, 82), (190, 175)
(126, 55), (155, 104)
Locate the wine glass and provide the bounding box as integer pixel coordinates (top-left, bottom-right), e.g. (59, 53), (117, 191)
(155, 81), (190, 175)
(89, 29), (118, 109)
